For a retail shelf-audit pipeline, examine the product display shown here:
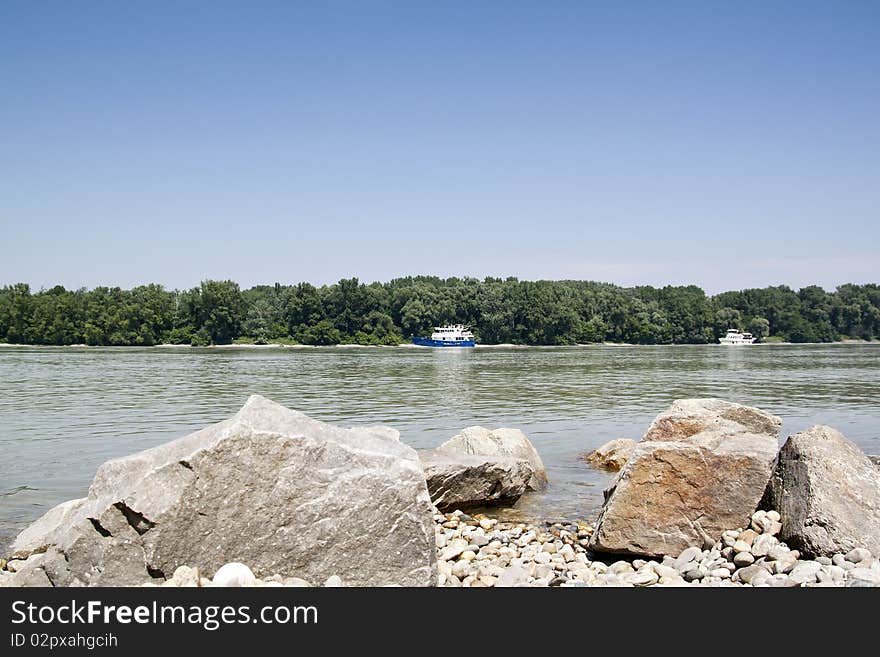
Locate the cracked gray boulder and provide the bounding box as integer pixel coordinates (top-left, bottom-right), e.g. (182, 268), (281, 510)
(5, 395), (436, 587)
(589, 399), (781, 558)
(764, 425), (880, 557)
(436, 426), (548, 491)
(419, 449), (533, 511)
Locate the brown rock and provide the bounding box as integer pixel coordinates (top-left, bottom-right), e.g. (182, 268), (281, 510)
(582, 439), (636, 471)
(589, 399), (781, 558)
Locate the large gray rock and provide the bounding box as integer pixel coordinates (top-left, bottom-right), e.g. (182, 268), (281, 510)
(764, 426), (880, 558)
(589, 399), (781, 558)
(582, 438), (637, 471)
(6, 395), (436, 587)
(419, 450), (532, 511)
(437, 426), (547, 490)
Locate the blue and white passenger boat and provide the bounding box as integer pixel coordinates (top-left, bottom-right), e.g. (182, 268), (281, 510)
(412, 324), (476, 347)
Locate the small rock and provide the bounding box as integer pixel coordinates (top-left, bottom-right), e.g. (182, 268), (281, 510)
(789, 561), (822, 585)
(212, 563), (257, 588)
(736, 564), (771, 585)
(452, 560), (471, 579)
(733, 551), (755, 567)
(845, 548), (872, 563)
(323, 575), (343, 587)
(750, 534), (777, 558)
(847, 568), (880, 585)
(674, 546), (702, 572)
(495, 563), (528, 587)
(171, 565), (200, 587)
(282, 577), (312, 587)
(767, 545), (791, 561)
(609, 560), (634, 575)
(627, 570), (659, 587)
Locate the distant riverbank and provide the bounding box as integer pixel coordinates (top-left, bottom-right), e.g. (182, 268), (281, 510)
(2, 339), (878, 349)
(3, 279), (879, 348)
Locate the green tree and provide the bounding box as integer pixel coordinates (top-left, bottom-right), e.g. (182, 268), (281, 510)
(748, 316), (770, 341)
(195, 280), (243, 345)
(300, 320), (341, 345)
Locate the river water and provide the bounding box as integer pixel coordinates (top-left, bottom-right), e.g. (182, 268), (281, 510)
(1, 343), (879, 551)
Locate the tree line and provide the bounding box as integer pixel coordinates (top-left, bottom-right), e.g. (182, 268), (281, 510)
(0, 277), (878, 346)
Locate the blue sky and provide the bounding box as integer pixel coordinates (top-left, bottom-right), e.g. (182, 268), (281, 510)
(1, 1), (878, 294)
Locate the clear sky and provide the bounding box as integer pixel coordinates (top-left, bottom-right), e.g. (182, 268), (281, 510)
(1, 1), (878, 294)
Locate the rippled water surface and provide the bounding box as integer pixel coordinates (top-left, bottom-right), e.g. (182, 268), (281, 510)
(1, 344), (879, 550)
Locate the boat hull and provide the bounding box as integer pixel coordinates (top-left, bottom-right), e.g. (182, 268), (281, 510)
(412, 337), (475, 347)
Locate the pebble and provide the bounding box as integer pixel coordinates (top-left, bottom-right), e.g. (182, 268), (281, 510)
(283, 577), (312, 587)
(452, 560), (471, 579)
(674, 547), (702, 572)
(733, 551), (755, 567)
(847, 568), (880, 585)
(609, 560), (634, 575)
(534, 551), (552, 565)
(736, 564), (770, 585)
(789, 561), (822, 585)
(212, 563), (257, 587)
(115, 507), (880, 589)
(627, 570), (659, 587)
(750, 534), (777, 557)
(845, 548), (872, 563)
(171, 565), (200, 587)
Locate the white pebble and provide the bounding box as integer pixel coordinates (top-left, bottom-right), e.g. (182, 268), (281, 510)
(212, 562), (257, 587)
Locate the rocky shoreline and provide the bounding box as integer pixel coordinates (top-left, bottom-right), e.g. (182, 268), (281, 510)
(2, 395), (879, 588)
(23, 507), (873, 588)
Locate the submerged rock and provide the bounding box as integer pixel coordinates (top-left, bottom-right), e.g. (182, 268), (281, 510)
(436, 426), (547, 490)
(764, 425), (880, 558)
(582, 438), (637, 471)
(7, 395), (436, 587)
(589, 399), (781, 558)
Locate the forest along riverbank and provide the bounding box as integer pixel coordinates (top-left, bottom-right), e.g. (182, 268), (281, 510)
(2, 279), (879, 347)
(2, 395), (878, 587)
